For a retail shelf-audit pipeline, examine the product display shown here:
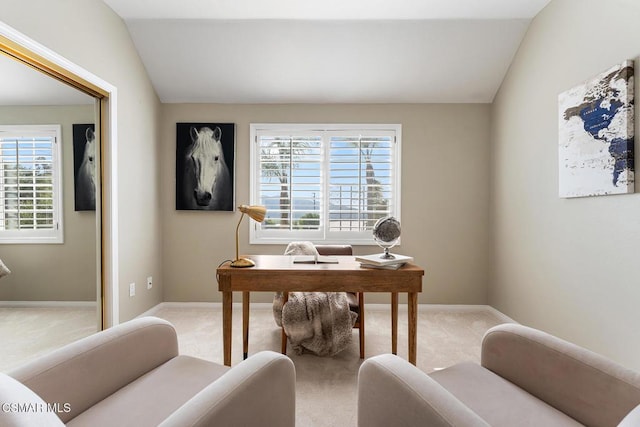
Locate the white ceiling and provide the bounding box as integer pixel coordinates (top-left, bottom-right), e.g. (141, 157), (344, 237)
(0, 53), (94, 106)
(103, 0), (551, 20)
(1, 0), (552, 105)
(102, 0), (551, 103)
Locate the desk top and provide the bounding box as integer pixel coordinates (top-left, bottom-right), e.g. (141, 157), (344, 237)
(217, 255), (424, 293)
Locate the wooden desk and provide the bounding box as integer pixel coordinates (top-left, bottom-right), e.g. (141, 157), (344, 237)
(217, 255), (424, 366)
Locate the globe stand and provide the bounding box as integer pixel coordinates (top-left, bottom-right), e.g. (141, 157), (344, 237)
(380, 247), (395, 259)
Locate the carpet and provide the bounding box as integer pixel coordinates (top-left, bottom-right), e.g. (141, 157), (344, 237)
(0, 306), (96, 372)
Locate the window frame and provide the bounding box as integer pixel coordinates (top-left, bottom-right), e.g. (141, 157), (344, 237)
(0, 124), (64, 244)
(249, 123), (401, 245)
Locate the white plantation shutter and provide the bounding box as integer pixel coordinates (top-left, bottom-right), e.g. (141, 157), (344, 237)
(328, 132), (395, 235)
(257, 132), (323, 236)
(251, 124), (401, 244)
(0, 125), (63, 243)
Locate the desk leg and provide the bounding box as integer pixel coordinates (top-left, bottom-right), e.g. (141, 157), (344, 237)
(243, 291), (250, 360)
(281, 292), (289, 354)
(391, 292), (398, 355)
(408, 292), (417, 365)
(222, 289), (232, 366)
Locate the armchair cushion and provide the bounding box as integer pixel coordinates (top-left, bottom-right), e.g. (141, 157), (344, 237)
(430, 362), (581, 426)
(65, 356), (229, 427)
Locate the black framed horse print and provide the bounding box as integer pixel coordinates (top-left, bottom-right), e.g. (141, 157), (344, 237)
(73, 123), (96, 211)
(175, 122), (235, 211)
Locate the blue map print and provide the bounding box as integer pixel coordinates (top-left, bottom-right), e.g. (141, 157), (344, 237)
(559, 61), (634, 197)
(579, 98), (633, 185)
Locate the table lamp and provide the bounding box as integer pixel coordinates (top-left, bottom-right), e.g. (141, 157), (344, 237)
(231, 204), (267, 268)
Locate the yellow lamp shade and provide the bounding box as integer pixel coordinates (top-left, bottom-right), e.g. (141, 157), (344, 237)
(238, 205), (266, 223)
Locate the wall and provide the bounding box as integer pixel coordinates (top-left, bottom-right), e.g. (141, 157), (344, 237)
(161, 103), (491, 304)
(2, 0), (163, 321)
(490, 0), (640, 369)
(0, 105), (96, 301)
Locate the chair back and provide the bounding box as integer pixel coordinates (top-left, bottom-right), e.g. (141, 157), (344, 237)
(315, 245), (353, 256)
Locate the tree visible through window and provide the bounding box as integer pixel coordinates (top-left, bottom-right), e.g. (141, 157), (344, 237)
(0, 125), (63, 244)
(250, 124), (401, 244)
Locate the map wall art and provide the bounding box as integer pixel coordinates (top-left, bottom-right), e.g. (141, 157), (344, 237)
(558, 60), (634, 198)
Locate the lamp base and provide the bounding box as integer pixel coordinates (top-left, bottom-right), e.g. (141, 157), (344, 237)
(230, 258), (256, 268)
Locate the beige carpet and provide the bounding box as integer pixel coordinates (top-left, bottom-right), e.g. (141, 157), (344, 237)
(149, 303), (510, 427)
(0, 306), (97, 372)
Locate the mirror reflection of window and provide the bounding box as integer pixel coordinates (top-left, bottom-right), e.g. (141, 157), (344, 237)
(0, 125), (63, 243)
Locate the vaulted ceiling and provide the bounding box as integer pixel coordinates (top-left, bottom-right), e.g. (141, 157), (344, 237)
(0, 0), (552, 105)
(101, 0), (551, 104)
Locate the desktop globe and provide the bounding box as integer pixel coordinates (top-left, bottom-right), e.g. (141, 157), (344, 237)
(372, 216), (401, 259)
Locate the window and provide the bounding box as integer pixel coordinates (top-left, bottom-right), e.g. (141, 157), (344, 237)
(250, 124), (401, 244)
(0, 125), (63, 244)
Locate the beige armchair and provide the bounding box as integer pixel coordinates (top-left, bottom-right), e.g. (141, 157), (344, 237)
(358, 323), (640, 427)
(0, 317), (295, 427)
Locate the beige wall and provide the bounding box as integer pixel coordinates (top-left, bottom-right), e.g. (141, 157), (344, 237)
(0, 105), (96, 301)
(490, 0), (640, 369)
(2, 0), (163, 321)
(161, 103), (491, 304)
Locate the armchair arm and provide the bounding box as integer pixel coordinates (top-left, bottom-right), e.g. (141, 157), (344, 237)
(481, 323), (640, 427)
(357, 354), (490, 427)
(9, 316), (178, 423)
(159, 351), (296, 427)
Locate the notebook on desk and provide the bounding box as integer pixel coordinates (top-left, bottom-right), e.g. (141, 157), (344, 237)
(292, 255), (339, 264)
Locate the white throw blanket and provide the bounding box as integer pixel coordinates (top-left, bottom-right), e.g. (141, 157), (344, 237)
(273, 242), (357, 356)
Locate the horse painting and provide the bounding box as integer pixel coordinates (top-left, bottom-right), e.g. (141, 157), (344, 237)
(177, 125), (234, 211)
(74, 125), (96, 211)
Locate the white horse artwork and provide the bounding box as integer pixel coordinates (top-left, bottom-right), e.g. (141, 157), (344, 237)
(182, 126), (233, 210)
(76, 127), (96, 210)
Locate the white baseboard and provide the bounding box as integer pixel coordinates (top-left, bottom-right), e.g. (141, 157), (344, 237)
(137, 301), (276, 318)
(484, 305), (518, 323)
(424, 304), (517, 323)
(139, 302), (517, 323)
(0, 301), (97, 308)
(136, 302), (166, 317)
(366, 303), (517, 322)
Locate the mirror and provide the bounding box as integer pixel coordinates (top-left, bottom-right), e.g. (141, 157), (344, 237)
(0, 49), (102, 371)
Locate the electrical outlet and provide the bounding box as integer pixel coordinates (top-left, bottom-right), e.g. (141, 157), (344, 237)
(129, 282), (136, 297)
(147, 276), (153, 290)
